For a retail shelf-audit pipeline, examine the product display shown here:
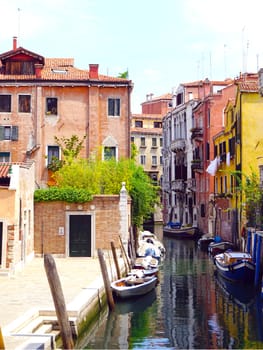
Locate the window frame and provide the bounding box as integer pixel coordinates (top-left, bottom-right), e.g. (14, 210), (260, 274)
(0, 94), (11, 113)
(103, 146), (116, 160)
(18, 94), (31, 113)
(46, 97), (58, 115)
(108, 98), (120, 117)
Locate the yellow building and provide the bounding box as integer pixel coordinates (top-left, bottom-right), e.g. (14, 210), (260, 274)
(213, 74), (263, 246)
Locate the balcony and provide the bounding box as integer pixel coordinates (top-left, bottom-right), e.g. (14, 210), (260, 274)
(162, 181), (171, 193)
(191, 159), (203, 172)
(170, 138), (185, 152)
(186, 178), (196, 191)
(171, 179), (185, 192)
(191, 127), (203, 141)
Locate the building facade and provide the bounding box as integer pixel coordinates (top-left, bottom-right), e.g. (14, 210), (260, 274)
(131, 93), (172, 233)
(162, 79), (234, 232)
(213, 74), (262, 246)
(0, 37), (133, 187)
(0, 37), (133, 269)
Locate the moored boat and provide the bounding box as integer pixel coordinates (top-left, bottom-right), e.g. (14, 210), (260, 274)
(111, 275), (158, 299)
(197, 235), (214, 250)
(208, 240), (234, 256)
(163, 224), (199, 239)
(137, 230), (166, 258)
(214, 251), (255, 283)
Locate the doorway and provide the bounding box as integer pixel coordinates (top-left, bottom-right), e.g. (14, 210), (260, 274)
(69, 214), (92, 257)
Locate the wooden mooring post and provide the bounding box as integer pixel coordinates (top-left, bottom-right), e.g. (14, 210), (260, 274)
(119, 235), (131, 272)
(110, 241), (121, 279)
(98, 249), (115, 310)
(44, 254), (74, 349)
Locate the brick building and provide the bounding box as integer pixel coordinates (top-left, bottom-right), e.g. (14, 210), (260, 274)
(0, 37), (133, 187)
(0, 37), (133, 267)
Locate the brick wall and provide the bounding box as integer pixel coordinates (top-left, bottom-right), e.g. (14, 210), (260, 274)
(34, 194), (129, 257)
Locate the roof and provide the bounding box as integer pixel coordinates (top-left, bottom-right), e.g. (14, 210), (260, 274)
(0, 54), (131, 83)
(238, 80), (259, 92)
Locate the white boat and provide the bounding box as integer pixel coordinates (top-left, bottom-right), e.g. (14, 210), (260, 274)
(137, 230), (166, 258)
(134, 255), (159, 270)
(111, 275), (158, 299)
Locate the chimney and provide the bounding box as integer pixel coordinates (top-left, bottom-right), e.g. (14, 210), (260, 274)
(13, 36), (17, 50)
(89, 64), (99, 79)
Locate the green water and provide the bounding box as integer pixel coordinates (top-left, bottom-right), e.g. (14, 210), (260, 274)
(80, 238), (263, 349)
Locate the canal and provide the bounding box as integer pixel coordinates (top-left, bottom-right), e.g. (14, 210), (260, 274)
(77, 237), (263, 349)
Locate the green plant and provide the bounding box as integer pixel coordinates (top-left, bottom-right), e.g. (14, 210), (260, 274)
(34, 187), (93, 203)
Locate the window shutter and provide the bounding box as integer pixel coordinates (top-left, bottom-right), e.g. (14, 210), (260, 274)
(0, 126), (4, 140)
(11, 126), (18, 140)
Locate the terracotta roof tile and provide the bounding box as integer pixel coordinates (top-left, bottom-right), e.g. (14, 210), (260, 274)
(0, 56), (131, 83)
(238, 81), (259, 92)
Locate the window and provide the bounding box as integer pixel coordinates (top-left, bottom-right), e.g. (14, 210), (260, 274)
(140, 137), (146, 147)
(47, 146), (59, 166)
(0, 95), (11, 112)
(18, 95), (31, 113)
(108, 98), (120, 116)
(152, 138), (157, 147)
(46, 98), (58, 115)
(0, 152), (10, 162)
(131, 136), (134, 143)
(135, 120), (143, 127)
(160, 156), (163, 165)
(152, 155), (157, 166)
(200, 203), (205, 217)
(160, 138), (163, 147)
(0, 126), (18, 140)
(140, 155), (146, 165)
(153, 121), (162, 128)
(104, 146), (116, 160)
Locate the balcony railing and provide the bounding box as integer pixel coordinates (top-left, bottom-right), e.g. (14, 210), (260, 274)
(170, 138), (185, 152)
(191, 127), (203, 141)
(191, 159), (203, 172)
(186, 178), (196, 191)
(171, 179), (185, 192)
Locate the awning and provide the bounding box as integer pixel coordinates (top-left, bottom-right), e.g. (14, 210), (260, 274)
(0, 163), (12, 178)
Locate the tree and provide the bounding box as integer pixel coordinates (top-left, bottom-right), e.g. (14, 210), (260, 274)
(52, 156), (159, 228)
(231, 168), (263, 228)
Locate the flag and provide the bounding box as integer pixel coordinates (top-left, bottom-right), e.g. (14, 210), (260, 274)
(226, 152), (230, 166)
(206, 157), (218, 176)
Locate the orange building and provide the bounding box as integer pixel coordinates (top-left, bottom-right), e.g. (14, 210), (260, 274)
(0, 37), (133, 187)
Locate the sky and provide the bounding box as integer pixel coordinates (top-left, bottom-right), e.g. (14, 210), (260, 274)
(1, 0), (263, 113)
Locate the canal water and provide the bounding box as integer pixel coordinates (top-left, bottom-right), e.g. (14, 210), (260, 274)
(78, 237), (263, 349)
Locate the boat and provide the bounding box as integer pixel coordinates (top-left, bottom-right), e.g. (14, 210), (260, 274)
(197, 235), (214, 251)
(163, 222), (199, 239)
(137, 230), (166, 258)
(214, 251), (255, 283)
(111, 275), (158, 299)
(208, 240), (234, 256)
(133, 255), (159, 275)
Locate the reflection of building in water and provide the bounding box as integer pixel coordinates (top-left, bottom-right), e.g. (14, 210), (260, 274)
(162, 239), (218, 349)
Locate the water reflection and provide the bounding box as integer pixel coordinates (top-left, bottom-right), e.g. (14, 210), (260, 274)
(80, 237), (263, 349)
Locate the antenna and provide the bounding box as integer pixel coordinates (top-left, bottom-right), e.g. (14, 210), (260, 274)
(17, 8), (21, 45)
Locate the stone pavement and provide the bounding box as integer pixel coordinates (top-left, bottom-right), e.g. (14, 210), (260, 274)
(0, 255), (119, 349)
